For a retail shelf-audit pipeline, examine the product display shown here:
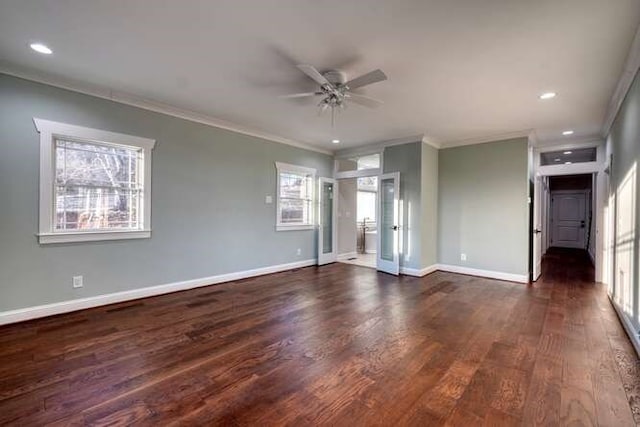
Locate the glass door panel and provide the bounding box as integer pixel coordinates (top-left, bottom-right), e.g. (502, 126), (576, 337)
(377, 172), (400, 275)
(318, 178), (337, 265)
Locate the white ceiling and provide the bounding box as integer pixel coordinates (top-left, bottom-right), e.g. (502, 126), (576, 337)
(1, 0), (639, 151)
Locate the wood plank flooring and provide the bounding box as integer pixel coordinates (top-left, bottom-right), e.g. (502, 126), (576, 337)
(1, 248), (639, 426)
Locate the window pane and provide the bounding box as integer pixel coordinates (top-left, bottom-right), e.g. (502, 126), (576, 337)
(356, 154), (380, 170)
(539, 147), (597, 166)
(279, 172), (311, 200)
(56, 186), (140, 230)
(357, 176), (377, 192)
(54, 138), (143, 232)
(279, 199), (312, 224)
(56, 139), (141, 188)
(357, 191), (377, 222)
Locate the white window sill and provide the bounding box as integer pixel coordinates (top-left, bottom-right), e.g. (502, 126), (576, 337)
(276, 225), (315, 232)
(37, 230), (151, 244)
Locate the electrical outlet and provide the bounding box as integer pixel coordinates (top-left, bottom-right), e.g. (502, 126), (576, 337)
(265, 195), (273, 204)
(296, 248), (301, 256)
(460, 253), (467, 261)
(72, 275), (83, 288)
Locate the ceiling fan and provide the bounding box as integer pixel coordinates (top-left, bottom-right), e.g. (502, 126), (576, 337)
(281, 64), (388, 126)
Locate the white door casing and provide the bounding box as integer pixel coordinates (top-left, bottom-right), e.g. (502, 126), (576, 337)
(377, 172), (400, 275)
(532, 175), (542, 281)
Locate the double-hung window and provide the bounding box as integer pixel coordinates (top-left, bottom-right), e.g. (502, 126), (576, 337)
(34, 119), (155, 244)
(275, 162), (316, 231)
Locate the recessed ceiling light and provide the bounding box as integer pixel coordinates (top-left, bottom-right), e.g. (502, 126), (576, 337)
(539, 92), (556, 100)
(30, 42), (52, 54)
(563, 151), (572, 155)
(565, 161), (572, 165)
(562, 130), (574, 136)
(554, 158), (561, 162)
(332, 139), (340, 144)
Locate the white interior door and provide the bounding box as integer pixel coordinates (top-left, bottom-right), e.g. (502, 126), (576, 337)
(318, 178), (337, 265)
(377, 172), (400, 275)
(551, 191), (587, 249)
(532, 176), (542, 281)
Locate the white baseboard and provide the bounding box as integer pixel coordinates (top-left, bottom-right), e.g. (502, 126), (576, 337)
(337, 252), (358, 261)
(400, 264), (439, 277)
(609, 295), (640, 358)
(435, 264), (529, 284)
(0, 259), (317, 326)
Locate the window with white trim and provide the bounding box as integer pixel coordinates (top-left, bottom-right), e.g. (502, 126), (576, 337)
(275, 162), (316, 231)
(34, 119), (155, 244)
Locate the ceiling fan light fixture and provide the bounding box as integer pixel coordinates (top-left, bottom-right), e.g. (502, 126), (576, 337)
(286, 63), (387, 128)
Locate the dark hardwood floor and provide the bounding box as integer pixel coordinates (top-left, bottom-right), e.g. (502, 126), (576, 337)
(1, 249), (639, 426)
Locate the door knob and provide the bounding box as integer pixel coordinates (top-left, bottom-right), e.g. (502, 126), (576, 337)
(391, 225), (399, 230)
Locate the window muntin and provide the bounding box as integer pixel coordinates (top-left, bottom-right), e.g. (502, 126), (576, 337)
(276, 163), (316, 230)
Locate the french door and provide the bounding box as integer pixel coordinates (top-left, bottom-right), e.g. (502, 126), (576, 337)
(377, 172), (400, 275)
(317, 178), (337, 265)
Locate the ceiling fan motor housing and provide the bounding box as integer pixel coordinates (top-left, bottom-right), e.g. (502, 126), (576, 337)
(322, 70), (347, 86)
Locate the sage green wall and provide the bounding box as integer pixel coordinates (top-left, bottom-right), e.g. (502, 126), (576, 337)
(420, 143), (438, 267)
(607, 68), (640, 329)
(438, 138), (529, 275)
(383, 141), (422, 270)
(0, 74), (333, 312)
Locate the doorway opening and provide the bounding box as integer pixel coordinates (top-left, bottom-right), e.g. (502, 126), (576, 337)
(337, 176), (378, 269)
(532, 173), (597, 281)
(335, 153), (379, 270)
(354, 176), (379, 267)
(334, 152), (400, 275)
(548, 174), (594, 253)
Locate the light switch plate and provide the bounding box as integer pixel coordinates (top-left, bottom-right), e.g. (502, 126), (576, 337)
(265, 195), (273, 204)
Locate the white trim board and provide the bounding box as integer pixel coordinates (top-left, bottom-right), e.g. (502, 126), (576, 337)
(609, 295), (640, 358)
(436, 264), (529, 284)
(0, 259), (316, 326)
(400, 264), (439, 277)
(337, 252), (358, 261)
(0, 65), (332, 156)
(334, 134), (425, 158)
(441, 129), (533, 149)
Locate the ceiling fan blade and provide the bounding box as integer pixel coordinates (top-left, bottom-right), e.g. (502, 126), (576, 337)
(347, 93), (384, 108)
(345, 69), (387, 90)
(297, 64), (331, 87)
(279, 92), (322, 99)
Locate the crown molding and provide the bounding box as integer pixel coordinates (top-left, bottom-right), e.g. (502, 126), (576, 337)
(334, 134), (424, 158)
(421, 136), (442, 149)
(0, 63), (333, 156)
(533, 135), (604, 152)
(440, 129), (533, 149)
(602, 24), (640, 137)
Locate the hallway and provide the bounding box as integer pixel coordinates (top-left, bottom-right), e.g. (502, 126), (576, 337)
(529, 247), (640, 425)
